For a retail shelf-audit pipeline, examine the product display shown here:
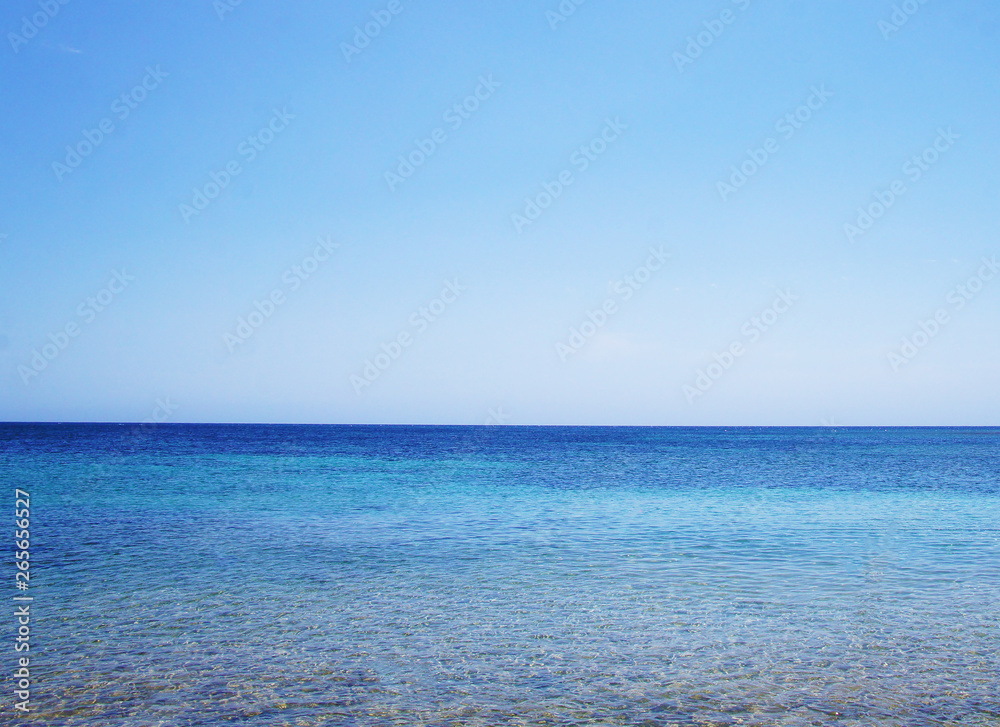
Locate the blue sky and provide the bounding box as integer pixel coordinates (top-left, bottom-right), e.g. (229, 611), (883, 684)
(1, 0), (998, 425)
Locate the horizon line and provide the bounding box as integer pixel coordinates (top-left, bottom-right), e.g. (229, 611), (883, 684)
(2, 422), (998, 429)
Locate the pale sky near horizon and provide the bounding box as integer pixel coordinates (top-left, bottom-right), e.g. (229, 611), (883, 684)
(1, 0), (998, 425)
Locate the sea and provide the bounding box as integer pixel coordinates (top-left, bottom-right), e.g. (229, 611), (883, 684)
(3, 424), (999, 726)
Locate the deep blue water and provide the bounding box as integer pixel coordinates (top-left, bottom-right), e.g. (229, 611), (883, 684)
(3, 425), (999, 726)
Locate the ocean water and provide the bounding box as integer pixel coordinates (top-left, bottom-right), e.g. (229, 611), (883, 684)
(3, 424), (999, 727)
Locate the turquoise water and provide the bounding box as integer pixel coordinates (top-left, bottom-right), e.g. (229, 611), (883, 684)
(4, 425), (1000, 726)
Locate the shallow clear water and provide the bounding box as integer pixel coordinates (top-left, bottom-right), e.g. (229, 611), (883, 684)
(3, 425), (999, 726)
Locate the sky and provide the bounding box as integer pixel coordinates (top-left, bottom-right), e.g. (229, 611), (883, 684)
(1, 0), (998, 425)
